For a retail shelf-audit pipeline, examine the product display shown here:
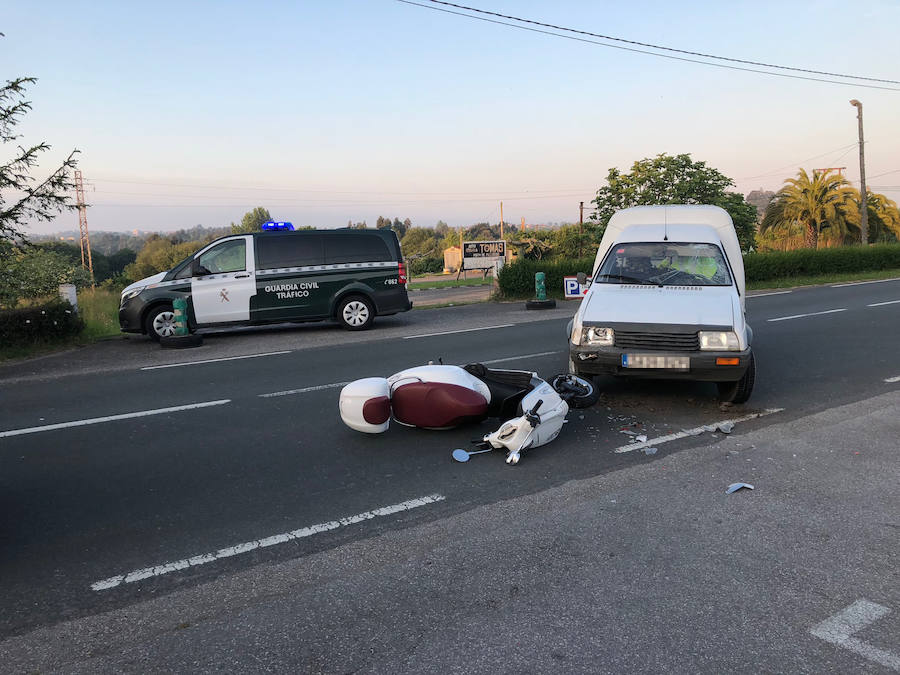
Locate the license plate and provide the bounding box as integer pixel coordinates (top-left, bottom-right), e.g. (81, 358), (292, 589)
(622, 354), (690, 370)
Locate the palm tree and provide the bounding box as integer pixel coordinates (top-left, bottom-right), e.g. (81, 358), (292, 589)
(761, 169), (857, 249)
(845, 191), (900, 243)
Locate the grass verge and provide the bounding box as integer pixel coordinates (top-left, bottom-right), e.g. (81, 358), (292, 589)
(407, 277), (493, 290)
(746, 268), (900, 290)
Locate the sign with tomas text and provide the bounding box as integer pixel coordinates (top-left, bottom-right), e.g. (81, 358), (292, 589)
(462, 240), (507, 269)
(563, 276), (589, 299)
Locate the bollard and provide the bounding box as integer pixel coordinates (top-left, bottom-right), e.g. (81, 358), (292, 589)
(173, 297), (189, 336)
(525, 271), (556, 310)
(160, 297), (203, 348)
(535, 272), (546, 301)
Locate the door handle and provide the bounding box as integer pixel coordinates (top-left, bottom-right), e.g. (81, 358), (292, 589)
(234, 273), (251, 278)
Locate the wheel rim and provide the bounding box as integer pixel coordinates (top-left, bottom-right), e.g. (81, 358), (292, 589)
(153, 311), (177, 337)
(342, 301), (369, 327)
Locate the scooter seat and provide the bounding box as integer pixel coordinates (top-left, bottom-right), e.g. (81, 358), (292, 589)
(391, 381), (488, 429)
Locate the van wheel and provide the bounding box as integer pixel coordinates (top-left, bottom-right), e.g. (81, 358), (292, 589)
(717, 353), (756, 404)
(144, 304), (177, 341)
(337, 295), (374, 331)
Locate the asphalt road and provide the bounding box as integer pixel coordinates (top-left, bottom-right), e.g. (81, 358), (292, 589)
(1, 279), (898, 672)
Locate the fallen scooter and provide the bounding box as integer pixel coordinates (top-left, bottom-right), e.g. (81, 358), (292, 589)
(339, 363), (598, 465)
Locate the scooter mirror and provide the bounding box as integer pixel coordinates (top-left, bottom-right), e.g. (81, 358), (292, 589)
(452, 449), (471, 462)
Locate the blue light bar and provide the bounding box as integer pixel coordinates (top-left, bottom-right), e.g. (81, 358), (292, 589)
(262, 221), (294, 231)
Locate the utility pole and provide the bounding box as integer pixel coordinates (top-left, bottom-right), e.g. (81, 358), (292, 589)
(850, 99), (868, 244)
(74, 169), (94, 284)
(499, 201), (504, 240)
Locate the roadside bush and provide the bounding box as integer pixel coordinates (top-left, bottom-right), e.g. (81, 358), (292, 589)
(408, 256), (443, 276)
(744, 243), (900, 282)
(497, 257), (594, 298)
(0, 300), (84, 348)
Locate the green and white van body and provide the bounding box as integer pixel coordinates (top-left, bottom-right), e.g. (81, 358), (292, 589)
(119, 229), (411, 338)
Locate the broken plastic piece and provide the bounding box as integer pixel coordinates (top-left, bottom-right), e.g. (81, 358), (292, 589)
(717, 421), (735, 434)
(725, 482), (754, 494)
(636, 434), (648, 443)
(642, 447), (658, 455)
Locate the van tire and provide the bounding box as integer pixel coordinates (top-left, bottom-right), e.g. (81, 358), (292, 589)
(337, 295), (374, 331)
(144, 304), (177, 341)
(717, 352), (756, 404)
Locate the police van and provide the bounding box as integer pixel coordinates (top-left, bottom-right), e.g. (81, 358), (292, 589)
(119, 226), (412, 340)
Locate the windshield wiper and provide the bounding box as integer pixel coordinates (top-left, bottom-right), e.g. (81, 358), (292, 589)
(595, 273), (658, 286)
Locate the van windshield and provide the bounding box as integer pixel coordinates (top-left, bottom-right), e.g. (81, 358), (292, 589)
(595, 242), (732, 287)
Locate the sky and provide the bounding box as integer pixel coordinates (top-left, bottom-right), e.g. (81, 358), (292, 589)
(4, 0), (900, 235)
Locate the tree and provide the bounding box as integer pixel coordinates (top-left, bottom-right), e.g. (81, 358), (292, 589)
(123, 235), (203, 281)
(847, 191), (900, 244)
(589, 153), (758, 251)
(0, 240), (91, 308)
(1, 77), (79, 243)
(760, 169), (857, 249)
(230, 207), (272, 234)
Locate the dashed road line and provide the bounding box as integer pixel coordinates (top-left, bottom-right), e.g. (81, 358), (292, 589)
(91, 494), (446, 591)
(403, 324), (513, 339)
(0, 400), (232, 438)
(767, 309), (846, 322)
(257, 352), (562, 397)
(141, 351), (291, 370)
(614, 408), (785, 454)
(748, 290), (792, 298)
(832, 277), (900, 288)
(260, 382), (350, 398)
(885, 375), (900, 383)
(868, 299), (900, 307)
(810, 599), (900, 671)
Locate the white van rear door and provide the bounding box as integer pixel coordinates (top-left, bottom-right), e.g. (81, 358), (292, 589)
(191, 236), (256, 324)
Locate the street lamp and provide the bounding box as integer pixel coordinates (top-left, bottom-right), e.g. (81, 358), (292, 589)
(850, 99), (868, 244)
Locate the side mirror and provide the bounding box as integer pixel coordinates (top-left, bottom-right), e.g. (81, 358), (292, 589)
(577, 272), (587, 285)
(192, 260), (211, 276)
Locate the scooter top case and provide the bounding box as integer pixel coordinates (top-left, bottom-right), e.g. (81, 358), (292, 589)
(339, 365), (493, 434)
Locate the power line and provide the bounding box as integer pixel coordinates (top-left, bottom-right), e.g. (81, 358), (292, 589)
(416, 0), (900, 85)
(739, 143), (858, 181)
(399, 0), (900, 91)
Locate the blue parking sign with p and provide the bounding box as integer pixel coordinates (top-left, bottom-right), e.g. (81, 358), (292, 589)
(563, 276), (587, 299)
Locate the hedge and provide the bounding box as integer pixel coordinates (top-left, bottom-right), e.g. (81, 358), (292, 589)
(497, 257), (595, 298)
(497, 244), (900, 296)
(0, 300), (84, 348)
(744, 244), (900, 282)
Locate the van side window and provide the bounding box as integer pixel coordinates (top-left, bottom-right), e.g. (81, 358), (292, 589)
(197, 239), (246, 274)
(324, 234), (391, 264)
(257, 235), (324, 269)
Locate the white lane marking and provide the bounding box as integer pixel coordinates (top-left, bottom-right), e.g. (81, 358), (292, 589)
(748, 290), (792, 298)
(91, 494), (446, 591)
(614, 408), (785, 454)
(767, 308), (846, 322)
(868, 299), (900, 307)
(257, 352), (562, 397)
(141, 351), (291, 370)
(885, 375), (900, 383)
(832, 277), (900, 288)
(482, 350), (561, 365)
(260, 382), (350, 398)
(403, 324), (514, 339)
(810, 599), (900, 671)
(0, 400), (231, 439)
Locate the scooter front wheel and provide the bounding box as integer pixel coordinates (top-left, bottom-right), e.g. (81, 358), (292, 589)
(550, 374), (599, 409)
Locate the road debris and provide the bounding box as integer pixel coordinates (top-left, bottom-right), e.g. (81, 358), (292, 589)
(717, 421), (735, 434)
(725, 482), (754, 494)
(642, 447), (658, 456)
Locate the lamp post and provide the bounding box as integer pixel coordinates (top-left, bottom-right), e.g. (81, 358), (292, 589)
(850, 99), (868, 244)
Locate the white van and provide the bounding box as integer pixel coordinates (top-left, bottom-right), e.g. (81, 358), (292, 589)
(568, 205), (755, 403)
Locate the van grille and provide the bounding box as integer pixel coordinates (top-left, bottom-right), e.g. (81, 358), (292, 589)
(614, 331), (699, 352)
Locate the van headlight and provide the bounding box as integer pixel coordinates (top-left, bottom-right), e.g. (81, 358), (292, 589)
(583, 326), (614, 346)
(698, 330), (740, 350)
(121, 287), (144, 302)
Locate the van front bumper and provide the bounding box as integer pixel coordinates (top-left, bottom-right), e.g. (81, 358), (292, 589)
(570, 345), (752, 382)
